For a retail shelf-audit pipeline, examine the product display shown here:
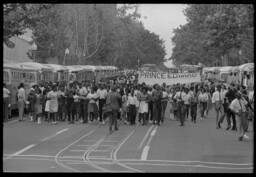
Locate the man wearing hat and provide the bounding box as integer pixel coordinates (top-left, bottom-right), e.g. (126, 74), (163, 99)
(230, 92), (248, 141)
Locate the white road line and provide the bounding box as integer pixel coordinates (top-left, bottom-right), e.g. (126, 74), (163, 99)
(118, 159), (253, 166)
(60, 156), (83, 159)
(123, 162), (253, 170)
(137, 125), (154, 150)
(56, 128), (69, 134)
(3, 144), (36, 161)
(76, 144), (92, 147)
(70, 149), (87, 152)
(140, 126), (158, 160)
(140, 146), (150, 161)
(92, 149), (109, 152)
(3, 154), (55, 158)
(41, 128), (69, 141)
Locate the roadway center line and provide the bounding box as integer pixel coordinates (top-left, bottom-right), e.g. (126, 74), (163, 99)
(41, 128), (69, 141)
(141, 126), (158, 160)
(137, 125), (154, 150)
(3, 144), (36, 161)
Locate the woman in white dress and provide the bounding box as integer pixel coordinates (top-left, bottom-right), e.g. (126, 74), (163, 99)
(138, 87), (150, 125)
(48, 86), (59, 124)
(87, 87), (98, 123)
(168, 88), (175, 120)
(44, 86), (51, 121)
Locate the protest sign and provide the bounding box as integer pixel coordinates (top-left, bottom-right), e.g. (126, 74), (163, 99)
(138, 71), (201, 85)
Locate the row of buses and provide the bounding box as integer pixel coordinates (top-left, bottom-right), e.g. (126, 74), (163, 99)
(202, 63), (254, 86)
(4, 61), (120, 111)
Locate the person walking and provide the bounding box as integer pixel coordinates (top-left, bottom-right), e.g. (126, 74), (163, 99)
(189, 86), (198, 123)
(147, 87), (154, 122)
(34, 88), (43, 124)
(87, 87), (98, 123)
(167, 87), (175, 120)
(58, 86), (66, 122)
(225, 83), (237, 130)
(212, 85), (225, 129)
(28, 88), (36, 122)
(174, 86), (186, 126)
(106, 86), (121, 131)
(152, 84), (163, 126)
(48, 86), (59, 124)
(205, 87), (213, 119)
(65, 83), (75, 124)
(161, 87), (168, 123)
(121, 88), (129, 124)
(127, 90), (139, 125)
(18, 83), (26, 121)
(230, 92), (248, 141)
(198, 87), (208, 121)
(79, 82), (89, 123)
(184, 87), (190, 120)
(138, 87), (150, 125)
(97, 84), (108, 124)
(3, 83), (11, 122)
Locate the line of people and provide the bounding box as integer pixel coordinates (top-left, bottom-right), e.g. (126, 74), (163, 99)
(4, 78), (254, 141)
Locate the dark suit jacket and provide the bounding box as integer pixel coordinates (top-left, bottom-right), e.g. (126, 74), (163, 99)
(106, 92), (121, 111)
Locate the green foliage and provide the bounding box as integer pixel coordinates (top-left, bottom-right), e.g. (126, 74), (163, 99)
(171, 4), (254, 67)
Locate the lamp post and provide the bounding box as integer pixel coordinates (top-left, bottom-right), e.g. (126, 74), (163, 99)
(31, 42), (37, 62)
(239, 49), (242, 63)
(63, 48), (69, 65)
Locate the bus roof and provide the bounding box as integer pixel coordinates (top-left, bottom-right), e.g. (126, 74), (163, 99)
(4, 62), (38, 71)
(44, 64), (69, 72)
(20, 62), (54, 72)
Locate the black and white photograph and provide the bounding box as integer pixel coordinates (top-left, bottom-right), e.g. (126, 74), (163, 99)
(3, 3), (254, 173)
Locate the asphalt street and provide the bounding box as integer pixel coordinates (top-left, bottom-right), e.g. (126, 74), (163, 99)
(3, 103), (254, 173)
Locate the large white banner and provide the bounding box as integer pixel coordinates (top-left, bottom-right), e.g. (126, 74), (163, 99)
(138, 71), (201, 85)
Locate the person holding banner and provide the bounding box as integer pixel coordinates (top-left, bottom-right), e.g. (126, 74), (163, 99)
(174, 86), (187, 126)
(152, 84), (163, 126)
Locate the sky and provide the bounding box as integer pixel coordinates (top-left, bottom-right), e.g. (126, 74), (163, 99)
(137, 4), (188, 67)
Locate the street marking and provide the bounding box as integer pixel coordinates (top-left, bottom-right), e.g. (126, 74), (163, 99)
(60, 156), (83, 159)
(56, 128), (69, 134)
(123, 162), (253, 170)
(112, 123), (143, 173)
(70, 149), (87, 152)
(4, 144), (36, 160)
(138, 125), (154, 150)
(54, 127), (99, 172)
(76, 144), (92, 147)
(83, 140), (97, 142)
(141, 146), (150, 160)
(3, 157), (54, 162)
(92, 149), (109, 152)
(3, 154), (55, 158)
(41, 128), (69, 141)
(89, 156), (109, 158)
(118, 159), (253, 166)
(105, 140), (119, 142)
(140, 126), (158, 160)
(7, 120), (19, 123)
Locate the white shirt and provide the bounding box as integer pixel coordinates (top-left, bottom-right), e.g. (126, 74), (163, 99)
(127, 95), (139, 107)
(184, 93), (191, 105)
(87, 93), (97, 103)
(249, 91), (254, 102)
(79, 87), (88, 99)
(230, 98), (248, 113)
(73, 94), (80, 102)
(18, 87), (26, 100)
(174, 91), (186, 101)
(212, 90), (225, 103)
(198, 92), (208, 102)
(162, 91), (168, 98)
(3, 87), (10, 98)
(97, 89), (108, 99)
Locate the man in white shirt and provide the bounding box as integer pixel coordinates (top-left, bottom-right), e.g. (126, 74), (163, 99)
(79, 83), (88, 123)
(97, 84), (108, 124)
(18, 83), (26, 121)
(230, 92), (248, 141)
(3, 83), (11, 121)
(127, 90), (139, 125)
(174, 86), (187, 126)
(212, 85), (225, 129)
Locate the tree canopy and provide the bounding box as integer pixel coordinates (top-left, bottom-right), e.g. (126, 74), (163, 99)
(171, 4), (254, 67)
(4, 3), (166, 68)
